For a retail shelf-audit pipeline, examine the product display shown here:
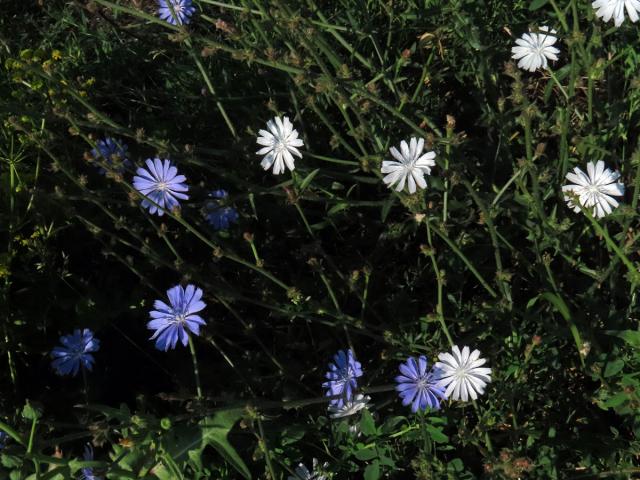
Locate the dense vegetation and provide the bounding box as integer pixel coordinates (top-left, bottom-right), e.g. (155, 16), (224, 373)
(1, 0), (640, 478)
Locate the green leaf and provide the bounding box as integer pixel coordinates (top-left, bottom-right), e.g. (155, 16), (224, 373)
(539, 292), (584, 365)
(539, 292), (570, 320)
(604, 359), (625, 378)
(360, 410), (376, 437)
(281, 425), (306, 446)
(425, 424), (448, 443)
(1, 453), (23, 469)
(606, 330), (640, 348)
(79, 403), (132, 421)
(599, 392), (628, 409)
(298, 168), (320, 192)
(364, 460), (381, 480)
(447, 458), (464, 472)
(529, 0), (549, 10)
(200, 409), (251, 480)
(157, 409), (251, 480)
(328, 203), (349, 216)
(354, 448), (378, 461)
(381, 196), (395, 222)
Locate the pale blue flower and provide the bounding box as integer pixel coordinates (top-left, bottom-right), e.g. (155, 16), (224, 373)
(51, 329), (100, 377)
(205, 190), (239, 230)
(91, 137), (130, 175)
(395, 355), (445, 412)
(322, 349), (363, 407)
(80, 443), (100, 480)
(158, 0), (196, 25)
(147, 284), (206, 351)
(133, 158), (189, 216)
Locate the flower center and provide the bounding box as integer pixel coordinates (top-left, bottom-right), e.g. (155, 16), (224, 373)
(454, 367), (467, 379)
(70, 342), (87, 358)
(274, 140), (287, 154)
(157, 181), (169, 191)
(587, 184), (600, 195)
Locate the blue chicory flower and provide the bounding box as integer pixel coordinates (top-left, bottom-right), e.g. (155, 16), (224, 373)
(322, 349), (363, 407)
(0, 431), (8, 450)
(157, 0), (196, 25)
(147, 284), (206, 351)
(91, 137), (130, 175)
(395, 355), (446, 413)
(80, 443), (100, 480)
(205, 190), (239, 230)
(51, 329), (100, 377)
(133, 158), (189, 216)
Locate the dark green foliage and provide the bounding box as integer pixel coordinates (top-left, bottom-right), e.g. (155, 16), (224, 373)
(1, 0), (640, 478)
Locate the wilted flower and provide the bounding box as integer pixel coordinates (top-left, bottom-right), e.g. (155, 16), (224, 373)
(328, 393), (370, 419)
(562, 160), (624, 218)
(204, 190), (239, 230)
(51, 329), (100, 377)
(434, 346), (492, 401)
(381, 137), (436, 194)
(511, 26), (560, 72)
(157, 0), (196, 25)
(133, 158), (189, 216)
(288, 458), (328, 480)
(322, 349), (363, 407)
(147, 284), (206, 351)
(91, 137), (130, 174)
(395, 355), (446, 412)
(80, 443), (100, 480)
(256, 116), (304, 175)
(592, 0), (640, 27)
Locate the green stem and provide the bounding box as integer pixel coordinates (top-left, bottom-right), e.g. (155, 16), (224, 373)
(188, 336), (203, 400)
(547, 68), (569, 102)
(184, 38), (237, 138)
(0, 420), (26, 446)
(256, 414), (277, 480)
(425, 220), (454, 346)
(462, 180), (512, 307)
(429, 223), (498, 298)
(443, 121), (453, 222)
(583, 210), (640, 287)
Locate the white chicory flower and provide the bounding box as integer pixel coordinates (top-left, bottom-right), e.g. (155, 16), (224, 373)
(562, 160), (625, 218)
(434, 345), (492, 402)
(381, 137), (436, 194)
(511, 26), (560, 72)
(256, 116), (304, 175)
